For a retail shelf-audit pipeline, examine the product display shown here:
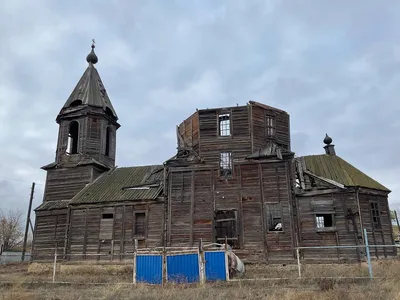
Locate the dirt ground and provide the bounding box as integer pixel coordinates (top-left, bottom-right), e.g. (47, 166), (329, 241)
(1, 260), (399, 300)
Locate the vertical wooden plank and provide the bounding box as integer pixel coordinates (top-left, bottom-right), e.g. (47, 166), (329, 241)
(121, 205), (126, 259)
(285, 161), (296, 256)
(258, 163), (267, 258)
(112, 206), (117, 260)
(238, 164), (244, 248)
(190, 171), (195, 246)
(83, 208), (88, 258)
(168, 172), (173, 246)
(63, 208), (71, 260)
(249, 103), (254, 153)
(145, 204), (150, 248)
(356, 188), (364, 244)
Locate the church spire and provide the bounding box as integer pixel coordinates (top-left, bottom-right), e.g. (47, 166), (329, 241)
(86, 39), (98, 64)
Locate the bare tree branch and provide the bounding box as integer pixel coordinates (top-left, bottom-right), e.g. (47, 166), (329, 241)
(0, 208), (24, 251)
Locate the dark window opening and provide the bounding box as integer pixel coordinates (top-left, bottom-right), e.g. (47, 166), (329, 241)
(315, 214), (334, 228)
(102, 213), (114, 219)
(70, 100), (82, 107)
(218, 113), (231, 136)
(215, 210), (238, 248)
(220, 152), (232, 177)
(265, 115), (276, 137)
(66, 121), (79, 155)
(134, 212), (146, 236)
(370, 202), (381, 229)
(265, 203), (283, 231)
(105, 127), (111, 157)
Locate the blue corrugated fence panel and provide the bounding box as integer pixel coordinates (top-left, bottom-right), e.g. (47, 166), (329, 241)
(205, 251), (227, 281)
(166, 253), (199, 283)
(136, 255), (163, 284)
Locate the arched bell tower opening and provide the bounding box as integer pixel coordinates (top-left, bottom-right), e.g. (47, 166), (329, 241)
(105, 126), (111, 157)
(67, 121), (79, 155)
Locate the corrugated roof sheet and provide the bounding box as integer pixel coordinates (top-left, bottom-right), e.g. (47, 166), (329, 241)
(301, 154), (390, 192)
(35, 200), (70, 211)
(70, 165), (164, 204)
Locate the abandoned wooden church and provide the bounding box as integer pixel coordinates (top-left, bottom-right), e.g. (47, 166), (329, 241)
(32, 45), (396, 263)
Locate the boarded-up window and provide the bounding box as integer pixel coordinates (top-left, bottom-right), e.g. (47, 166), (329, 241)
(99, 213), (114, 240)
(265, 203), (283, 231)
(215, 210), (238, 247)
(218, 113), (231, 136)
(370, 202), (381, 229)
(220, 152), (232, 177)
(134, 212), (146, 237)
(265, 115), (275, 137)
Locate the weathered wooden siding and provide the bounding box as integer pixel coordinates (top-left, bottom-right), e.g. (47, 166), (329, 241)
(43, 166), (93, 202)
(198, 106), (251, 164)
(296, 191), (363, 262)
(178, 112), (200, 153)
(66, 202), (164, 260)
(251, 104), (291, 151)
(167, 159), (295, 263)
(32, 209), (67, 260)
(358, 190), (396, 258)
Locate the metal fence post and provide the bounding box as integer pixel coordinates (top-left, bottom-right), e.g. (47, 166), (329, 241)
(198, 239), (205, 286)
(364, 228), (373, 280)
(132, 240), (137, 285)
(296, 248), (301, 278)
(52, 248), (57, 283)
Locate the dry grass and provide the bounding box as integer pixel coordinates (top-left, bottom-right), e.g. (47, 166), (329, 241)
(1, 260), (400, 300)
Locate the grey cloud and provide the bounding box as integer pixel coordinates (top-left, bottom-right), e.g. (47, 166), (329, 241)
(0, 0), (399, 214)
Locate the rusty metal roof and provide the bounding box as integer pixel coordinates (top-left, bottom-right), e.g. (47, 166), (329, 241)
(59, 62), (118, 119)
(69, 165), (164, 204)
(299, 155), (390, 192)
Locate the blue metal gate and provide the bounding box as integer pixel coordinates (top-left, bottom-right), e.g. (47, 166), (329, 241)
(204, 251), (227, 281)
(166, 253), (200, 283)
(136, 254), (163, 284)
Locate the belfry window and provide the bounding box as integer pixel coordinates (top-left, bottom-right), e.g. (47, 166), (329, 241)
(105, 127), (111, 157)
(67, 121), (79, 155)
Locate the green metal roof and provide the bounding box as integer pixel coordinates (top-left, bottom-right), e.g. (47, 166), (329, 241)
(35, 200), (70, 211)
(70, 165), (164, 204)
(302, 154), (390, 192)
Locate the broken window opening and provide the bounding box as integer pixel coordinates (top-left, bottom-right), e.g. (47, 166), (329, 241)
(315, 214), (334, 229)
(215, 210), (238, 248)
(219, 152), (233, 177)
(370, 202), (381, 229)
(265, 115), (276, 137)
(134, 212), (146, 237)
(66, 121), (79, 155)
(105, 127), (111, 157)
(219, 113), (231, 136)
(99, 212), (114, 240)
(265, 203), (283, 231)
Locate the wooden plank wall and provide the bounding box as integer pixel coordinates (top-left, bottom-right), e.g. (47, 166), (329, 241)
(67, 203), (164, 260)
(358, 190), (396, 258)
(297, 191), (362, 262)
(251, 105), (291, 151)
(43, 166), (93, 202)
(178, 112), (200, 152)
(168, 159), (295, 263)
(32, 209), (67, 260)
(198, 106), (251, 164)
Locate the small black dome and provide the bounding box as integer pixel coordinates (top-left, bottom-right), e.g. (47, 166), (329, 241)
(86, 43), (98, 64)
(323, 133), (332, 145)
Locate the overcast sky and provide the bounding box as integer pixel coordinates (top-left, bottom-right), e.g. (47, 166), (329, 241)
(1, 0), (399, 216)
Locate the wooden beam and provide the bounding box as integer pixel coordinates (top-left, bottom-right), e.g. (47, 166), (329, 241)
(190, 171), (195, 246)
(83, 208), (88, 258)
(258, 164), (267, 259)
(238, 164), (244, 248)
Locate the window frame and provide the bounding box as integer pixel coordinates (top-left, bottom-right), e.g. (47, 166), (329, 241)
(214, 209), (239, 248)
(217, 111), (232, 137)
(265, 203), (284, 232)
(370, 201), (381, 229)
(314, 213), (336, 232)
(265, 113), (276, 138)
(219, 151), (233, 178)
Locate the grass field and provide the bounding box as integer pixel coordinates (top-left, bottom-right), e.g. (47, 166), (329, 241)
(1, 260), (399, 300)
